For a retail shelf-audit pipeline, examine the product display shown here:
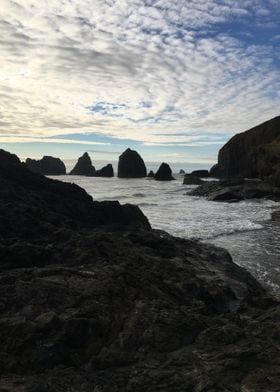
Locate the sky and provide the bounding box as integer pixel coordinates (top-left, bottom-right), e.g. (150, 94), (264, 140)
(0, 0), (280, 166)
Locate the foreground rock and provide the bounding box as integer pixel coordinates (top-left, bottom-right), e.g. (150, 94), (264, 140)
(189, 178), (280, 202)
(210, 116), (280, 183)
(95, 164), (114, 177)
(70, 152), (96, 176)
(25, 156), (66, 175)
(0, 149), (279, 392)
(154, 162), (174, 181)
(118, 148), (147, 178)
(183, 174), (204, 185)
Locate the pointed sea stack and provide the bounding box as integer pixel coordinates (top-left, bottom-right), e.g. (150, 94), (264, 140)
(70, 152), (96, 176)
(147, 170), (154, 178)
(118, 148), (147, 178)
(154, 162), (174, 181)
(95, 164), (114, 177)
(25, 156), (66, 175)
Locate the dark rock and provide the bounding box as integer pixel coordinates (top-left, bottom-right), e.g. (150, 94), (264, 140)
(189, 178), (280, 202)
(117, 148), (147, 178)
(271, 209), (280, 222)
(95, 164), (114, 177)
(154, 163), (174, 181)
(0, 148), (279, 392)
(191, 169), (209, 178)
(179, 169), (185, 174)
(70, 152), (96, 176)
(210, 116), (280, 180)
(25, 156), (66, 175)
(183, 174), (204, 185)
(147, 170), (154, 178)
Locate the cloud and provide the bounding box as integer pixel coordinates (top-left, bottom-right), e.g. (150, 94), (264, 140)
(0, 0), (279, 148)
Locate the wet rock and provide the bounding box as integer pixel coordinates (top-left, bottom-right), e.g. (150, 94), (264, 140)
(95, 164), (114, 177)
(70, 152), (96, 176)
(189, 178), (280, 202)
(154, 163), (174, 181)
(183, 174), (204, 185)
(25, 156), (66, 175)
(117, 149), (147, 178)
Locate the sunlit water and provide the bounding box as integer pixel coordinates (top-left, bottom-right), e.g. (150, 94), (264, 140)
(51, 175), (280, 293)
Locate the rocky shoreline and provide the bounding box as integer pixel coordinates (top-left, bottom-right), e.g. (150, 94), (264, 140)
(0, 149), (279, 391)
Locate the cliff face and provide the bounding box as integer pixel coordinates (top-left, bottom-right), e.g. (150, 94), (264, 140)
(210, 116), (280, 181)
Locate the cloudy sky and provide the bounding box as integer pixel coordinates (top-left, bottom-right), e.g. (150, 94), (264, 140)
(1, 0), (280, 165)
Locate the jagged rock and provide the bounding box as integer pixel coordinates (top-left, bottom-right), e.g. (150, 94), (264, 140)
(147, 170), (154, 178)
(70, 152), (96, 176)
(179, 169), (185, 174)
(118, 148), (147, 178)
(25, 156), (66, 175)
(95, 164), (114, 177)
(191, 169), (209, 177)
(210, 116), (280, 179)
(154, 162), (174, 181)
(188, 178), (280, 202)
(0, 148), (279, 392)
(183, 174), (204, 185)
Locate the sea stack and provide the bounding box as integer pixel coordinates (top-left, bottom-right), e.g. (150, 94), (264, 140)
(70, 152), (96, 176)
(147, 170), (155, 178)
(154, 162), (174, 181)
(25, 156), (66, 175)
(210, 116), (280, 183)
(95, 164), (114, 177)
(118, 148), (147, 178)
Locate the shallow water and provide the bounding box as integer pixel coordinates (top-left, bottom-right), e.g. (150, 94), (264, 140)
(51, 175), (280, 293)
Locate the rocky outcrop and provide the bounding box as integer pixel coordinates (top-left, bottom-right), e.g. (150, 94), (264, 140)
(179, 169), (185, 174)
(191, 169), (209, 177)
(70, 152), (96, 176)
(118, 148), (147, 178)
(147, 170), (154, 178)
(154, 162), (174, 181)
(0, 148), (279, 392)
(95, 164), (114, 177)
(189, 178), (280, 202)
(25, 156), (66, 175)
(210, 116), (280, 180)
(183, 174), (204, 185)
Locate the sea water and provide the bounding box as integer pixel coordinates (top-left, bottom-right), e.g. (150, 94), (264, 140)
(51, 174), (280, 293)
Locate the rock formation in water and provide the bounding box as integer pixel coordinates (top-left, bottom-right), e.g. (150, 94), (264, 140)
(95, 164), (114, 177)
(189, 178), (280, 202)
(118, 148), (147, 178)
(25, 156), (66, 175)
(70, 152), (96, 176)
(183, 174), (204, 185)
(191, 169), (209, 177)
(154, 162), (174, 181)
(210, 116), (280, 182)
(179, 169), (185, 174)
(0, 148), (279, 391)
(148, 170), (154, 178)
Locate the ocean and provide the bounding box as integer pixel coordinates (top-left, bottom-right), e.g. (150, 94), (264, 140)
(51, 173), (280, 293)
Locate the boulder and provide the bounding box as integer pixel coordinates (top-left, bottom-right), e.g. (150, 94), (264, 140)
(70, 152), (96, 176)
(147, 170), (154, 178)
(183, 174), (204, 185)
(95, 164), (114, 177)
(25, 156), (66, 175)
(191, 169), (209, 178)
(117, 148), (147, 178)
(188, 178), (280, 202)
(154, 162), (174, 181)
(210, 116), (280, 179)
